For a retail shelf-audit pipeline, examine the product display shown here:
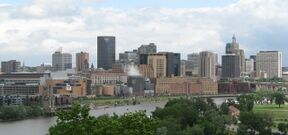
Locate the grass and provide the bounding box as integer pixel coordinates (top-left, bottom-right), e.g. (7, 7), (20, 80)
(253, 104), (288, 123)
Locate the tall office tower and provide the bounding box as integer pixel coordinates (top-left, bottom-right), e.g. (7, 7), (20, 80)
(97, 36), (115, 70)
(225, 35), (245, 73)
(119, 50), (138, 65)
(222, 54), (241, 79)
(166, 52), (181, 77)
(187, 53), (199, 73)
(256, 51), (282, 78)
(52, 50), (72, 71)
(138, 43), (157, 54)
(76, 52), (89, 72)
(139, 54), (149, 64)
(198, 51), (217, 81)
(245, 59), (254, 73)
(1, 60), (21, 73)
(148, 53), (167, 78)
(250, 55), (257, 71)
(226, 35), (239, 54)
(138, 43), (157, 65)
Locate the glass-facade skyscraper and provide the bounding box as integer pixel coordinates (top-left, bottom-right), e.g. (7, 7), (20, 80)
(97, 36), (116, 70)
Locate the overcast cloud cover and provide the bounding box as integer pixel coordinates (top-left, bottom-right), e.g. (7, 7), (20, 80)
(0, 0), (287, 66)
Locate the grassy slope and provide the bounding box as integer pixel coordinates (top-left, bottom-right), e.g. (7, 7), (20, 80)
(253, 104), (288, 122)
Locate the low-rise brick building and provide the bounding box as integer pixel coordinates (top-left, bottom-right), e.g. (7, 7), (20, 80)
(155, 77), (218, 95)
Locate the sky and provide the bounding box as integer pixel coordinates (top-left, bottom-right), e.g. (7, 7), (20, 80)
(0, 0), (287, 66)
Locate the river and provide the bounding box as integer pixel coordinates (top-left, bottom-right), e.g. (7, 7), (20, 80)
(0, 97), (232, 135)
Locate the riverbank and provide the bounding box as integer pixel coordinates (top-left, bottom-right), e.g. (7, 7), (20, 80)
(0, 101), (168, 135)
(73, 95), (185, 107)
(73, 94), (239, 108)
(0, 105), (45, 122)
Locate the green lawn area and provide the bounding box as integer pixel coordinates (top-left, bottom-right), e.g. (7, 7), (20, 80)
(253, 104), (288, 122)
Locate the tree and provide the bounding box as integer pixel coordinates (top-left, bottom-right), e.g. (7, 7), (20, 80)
(237, 94), (254, 111)
(153, 99), (199, 128)
(156, 117), (181, 135)
(49, 104), (96, 135)
(220, 102), (229, 115)
(238, 112), (273, 135)
(179, 125), (204, 135)
(49, 104), (157, 135)
(274, 92), (286, 108)
(278, 123), (288, 135)
(0, 105), (27, 120)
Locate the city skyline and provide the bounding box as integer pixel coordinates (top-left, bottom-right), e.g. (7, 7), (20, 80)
(0, 0), (287, 66)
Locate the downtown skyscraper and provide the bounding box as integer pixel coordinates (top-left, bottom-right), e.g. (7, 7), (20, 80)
(221, 35), (244, 79)
(256, 51), (282, 78)
(1, 60), (21, 73)
(198, 51), (217, 81)
(52, 50), (72, 71)
(97, 36), (115, 70)
(225, 35), (245, 73)
(76, 52), (89, 72)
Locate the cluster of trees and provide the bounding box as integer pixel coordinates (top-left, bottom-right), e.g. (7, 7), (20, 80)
(278, 122), (288, 135)
(49, 94), (288, 135)
(50, 98), (235, 135)
(223, 92), (288, 135)
(0, 104), (43, 120)
(252, 91), (288, 108)
(220, 94), (274, 135)
(49, 104), (157, 135)
(152, 98), (234, 135)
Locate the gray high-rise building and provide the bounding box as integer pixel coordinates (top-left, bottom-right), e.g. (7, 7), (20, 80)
(52, 51), (72, 71)
(187, 53), (199, 69)
(166, 52), (181, 77)
(119, 50), (138, 65)
(198, 51), (217, 81)
(139, 54), (149, 65)
(1, 60), (21, 73)
(222, 54), (241, 79)
(97, 36), (116, 70)
(250, 55), (257, 71)
(138, 43), (157, 65)
(225, 35), (245, 73)
(138, 43), (157, 54)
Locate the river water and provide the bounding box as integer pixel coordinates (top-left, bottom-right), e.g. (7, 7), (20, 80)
(0, 97), (231, 135)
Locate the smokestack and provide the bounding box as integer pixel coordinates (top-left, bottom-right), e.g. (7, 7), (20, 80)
(127, 63), (142, 76)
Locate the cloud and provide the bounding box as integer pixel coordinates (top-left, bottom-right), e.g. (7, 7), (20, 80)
(0, 0), (288, 66)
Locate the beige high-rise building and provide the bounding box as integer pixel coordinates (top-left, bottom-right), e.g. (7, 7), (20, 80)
(139, 64), (154, 79)
(198, 51), (217, 81)
(76, 52), (89, 72)
(148, 53), (167, 78)
(256, 51), (282, 78)
(245, 59), (254, 73)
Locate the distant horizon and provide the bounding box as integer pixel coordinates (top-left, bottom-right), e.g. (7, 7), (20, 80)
(0, 0), (287, 66)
